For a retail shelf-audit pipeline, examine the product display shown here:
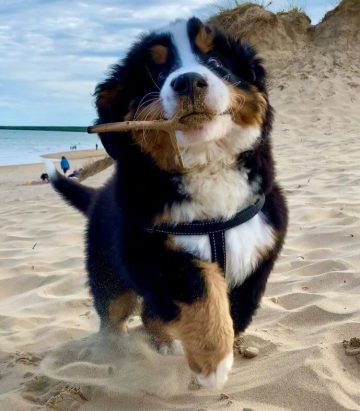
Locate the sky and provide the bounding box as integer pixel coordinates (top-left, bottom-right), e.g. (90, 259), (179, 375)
(0, 0), (336, 126)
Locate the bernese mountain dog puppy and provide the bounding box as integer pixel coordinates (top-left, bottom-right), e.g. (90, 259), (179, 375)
(50, 17), (287, 389)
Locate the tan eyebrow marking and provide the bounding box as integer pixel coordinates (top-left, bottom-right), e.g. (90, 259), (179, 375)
(150, 45), (168, 64)
(195, 25), (214, 53)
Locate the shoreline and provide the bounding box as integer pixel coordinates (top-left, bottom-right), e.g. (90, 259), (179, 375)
(42, 148), (106, 160)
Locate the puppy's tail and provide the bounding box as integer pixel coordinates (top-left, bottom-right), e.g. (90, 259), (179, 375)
(46, 161), (96, 216)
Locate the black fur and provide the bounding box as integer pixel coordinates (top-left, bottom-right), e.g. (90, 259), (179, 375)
(230, 185), (288, 334)
(51, 18), (288, 336)
(51, 171), (96, 215)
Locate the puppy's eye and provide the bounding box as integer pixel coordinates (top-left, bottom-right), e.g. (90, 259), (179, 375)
(158, 71), (166, 81)
(207, 57), (222, 68)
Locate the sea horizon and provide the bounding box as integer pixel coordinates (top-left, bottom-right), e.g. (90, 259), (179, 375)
(0, 126), (87, 132)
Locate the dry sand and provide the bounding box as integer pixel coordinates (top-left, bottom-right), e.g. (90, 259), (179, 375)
(43, 149), (106, 161)
(0, 2), (360, 410)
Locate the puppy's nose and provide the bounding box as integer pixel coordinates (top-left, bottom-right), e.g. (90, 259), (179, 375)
(171, 72), (208, 96)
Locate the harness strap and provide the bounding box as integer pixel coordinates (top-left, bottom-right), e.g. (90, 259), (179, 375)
(144, 194), (266, 273)
(210, 231), (227, 274)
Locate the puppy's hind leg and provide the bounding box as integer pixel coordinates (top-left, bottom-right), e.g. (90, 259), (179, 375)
(106, 290), (139, 334)
(87, 255), (139, 334)
(142, 304), (183, 356)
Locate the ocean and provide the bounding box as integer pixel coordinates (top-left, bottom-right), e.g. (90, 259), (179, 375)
(0, 129), (103, 166)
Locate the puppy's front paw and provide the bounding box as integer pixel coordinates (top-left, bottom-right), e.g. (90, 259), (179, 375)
(196, 352), (233, 389)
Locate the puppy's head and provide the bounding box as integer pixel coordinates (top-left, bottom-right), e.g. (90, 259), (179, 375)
(96, 18), (270, 171)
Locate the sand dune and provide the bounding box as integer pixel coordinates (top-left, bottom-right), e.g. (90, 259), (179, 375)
(0, 1), (359, 410)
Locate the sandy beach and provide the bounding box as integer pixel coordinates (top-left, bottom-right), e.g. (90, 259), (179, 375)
(0, 2), (359, 410)
(42, 149), (106, 161)
(0, 149), (107, 186)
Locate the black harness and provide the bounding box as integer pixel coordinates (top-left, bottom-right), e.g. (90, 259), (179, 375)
(145, 195), (266, 273)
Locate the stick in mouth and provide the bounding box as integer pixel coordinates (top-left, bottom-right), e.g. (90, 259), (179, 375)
(87, 114), (197, 170)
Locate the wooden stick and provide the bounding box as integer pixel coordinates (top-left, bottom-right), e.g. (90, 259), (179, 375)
(168, 130), (185, 169)
(87, 115), (187, 134)
(87, 115), (188, 169)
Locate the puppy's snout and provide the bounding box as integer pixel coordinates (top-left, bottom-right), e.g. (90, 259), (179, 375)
(170, 72), (208, 97)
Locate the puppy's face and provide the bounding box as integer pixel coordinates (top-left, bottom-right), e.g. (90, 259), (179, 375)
(96, 18), (269, 170)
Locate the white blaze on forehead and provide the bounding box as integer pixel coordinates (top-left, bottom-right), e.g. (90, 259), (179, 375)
(159, 20), (230, 119)
(168, 19), (197, 67)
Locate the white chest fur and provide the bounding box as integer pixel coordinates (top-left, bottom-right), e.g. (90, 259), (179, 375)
(168, 165), (255, 222)
(173, 213), (274, 288)
(165, 162), (275, 288)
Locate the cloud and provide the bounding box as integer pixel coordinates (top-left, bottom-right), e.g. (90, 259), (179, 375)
(0, 0), (336, 126)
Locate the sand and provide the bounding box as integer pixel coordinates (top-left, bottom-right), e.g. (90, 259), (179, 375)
(43, 149), (106, 161)
(1, 2), (360, 410)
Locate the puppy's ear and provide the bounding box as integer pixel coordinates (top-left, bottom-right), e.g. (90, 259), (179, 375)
(240, 43), (266, 90)
(249, 57), (266, 90)
(94, 66), (130, 159)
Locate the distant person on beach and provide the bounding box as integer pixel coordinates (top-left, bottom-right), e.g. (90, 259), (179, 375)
(40, 173), (49, 183)
(96, 143), (98, 150)
(60, 156), (70, 174)
(68, 168), (83, 179)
